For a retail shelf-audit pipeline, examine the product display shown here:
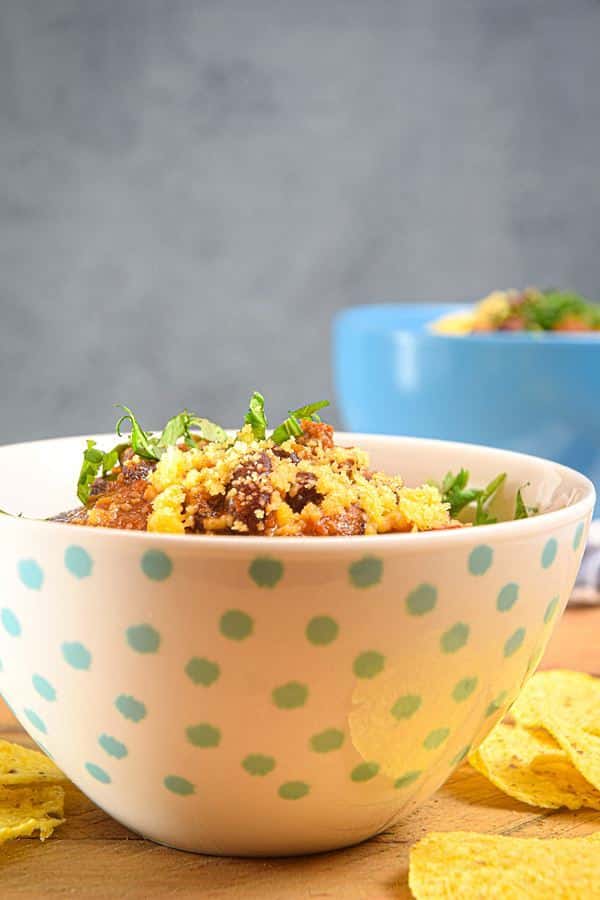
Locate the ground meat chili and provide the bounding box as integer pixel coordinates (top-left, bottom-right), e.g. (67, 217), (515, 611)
(49, 395), (525, 535)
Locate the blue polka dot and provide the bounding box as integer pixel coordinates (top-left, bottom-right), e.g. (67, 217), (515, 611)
(32, 674), (56, 702)
(98, 734), (128, 759)
(504, 627), (526, 657)
(24, 708), (47, 734)
(541, 538), (558, 569)
(544, 596), (559, 624)
(406, 584), (437, 616)
(164, 775), (194, 796)
(348, 556), (383, 588)
(468, 545), (493, 575)
(141, 550), (172, 582)
(18, 559), (43, 591)
(115, 694), (147, 723)
(573, 522), (585, 551)
(1, 608), (21, 637)
(64, 545), (93, 579)
(440, 622), (470, 654)
(450, 744), (471, 767)
(126, 624), (160, 653)
(85, 762), (111, 784)
(62, 642), (91, 670)
(496, 583), (519, 612)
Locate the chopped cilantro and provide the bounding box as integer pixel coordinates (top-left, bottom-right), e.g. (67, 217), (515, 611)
(159, 412), (227, 449)
(520, 289), (597, 330)
(76, 439), (124, 505)
(514, 487), (529, 519)
(244, 392), (268, 441)
(116, 406), (161, 461)
(271, 400), (330, 445)
(439, 469), (512, 525)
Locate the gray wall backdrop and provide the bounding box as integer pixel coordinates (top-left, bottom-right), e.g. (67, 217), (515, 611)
(1, 0), (599, 442)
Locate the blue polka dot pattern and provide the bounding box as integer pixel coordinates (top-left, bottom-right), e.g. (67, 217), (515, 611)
(423, 727), (450, 750)
(440, 622), (469, 654)
(164, 775), (194, 796)
(85, 762), (111, 784)
(1, 608), (21, 637)
(24, 708), (47, 734)
(17, 559), (43, 591)
(64, 545), (93, 579)
(406, 584), (437, 616)
(32, 674), (56, 702)
(541, 538), (558, 569)
(544, 596), (559, 624)
(450, 744), (471, 767)
(141, 550), (173, 582)
(115, 694), (147, 722)
(126, 624), (160, 654)
(468, 545), (493, 576)
(573, 522), (585, 551)
(452, 676), (478, 703)
(348, 556), (383, 588)
(504, 627), (526, 657)
(485, 690), (508, 718)
(249, 557), (284, 588)
(99, 734), (128, 759)
(496, 583), (519, 613)
(62, 642), (92, 670)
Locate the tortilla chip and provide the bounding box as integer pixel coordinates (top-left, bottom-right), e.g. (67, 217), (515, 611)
(511, 670), (600, 791)
(409, 831), (600, 899)
(0, 784), (65, 845)
(469, 722), (600, 810)
(0, 739), (66, 785)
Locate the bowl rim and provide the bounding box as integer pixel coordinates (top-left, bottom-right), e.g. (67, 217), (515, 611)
(0, 432), (594, 553)
(335, 302), (600, 347)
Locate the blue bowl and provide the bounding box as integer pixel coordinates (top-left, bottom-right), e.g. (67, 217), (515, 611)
(333, 304), (600, 512)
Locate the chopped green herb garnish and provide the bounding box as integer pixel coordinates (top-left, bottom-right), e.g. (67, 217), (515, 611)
(187, 416), (228, 444)
(77, 406), (228, 504)
(77, 439), (122, 505)
(116, 406), (161, 461)
(440, 469), (481, 517)
(473, 472), (507, 526)
(271, 400), (330, 445)
(159, 412), (227, 450)
(244, 392), (268, 441)
(439, 469), (511, 525)
(514, 487), (529, 519)
(521, 290), (596, 331)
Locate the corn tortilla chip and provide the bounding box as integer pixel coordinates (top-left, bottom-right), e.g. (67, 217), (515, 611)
(511, 670), (600, 792)
(469, 722), (600, 810)
(409, 831), (600, 899)
(0, 784), (65, 845)
(0, 739), (66, 785)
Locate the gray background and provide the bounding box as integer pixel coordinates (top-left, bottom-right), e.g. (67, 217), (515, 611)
(1, 0), (599, 442)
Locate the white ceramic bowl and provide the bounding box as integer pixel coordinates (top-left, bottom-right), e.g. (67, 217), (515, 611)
(0, 434), (593, 856)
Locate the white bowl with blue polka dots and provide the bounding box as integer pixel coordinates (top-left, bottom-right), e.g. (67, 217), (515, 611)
(0, 433), (593, 856)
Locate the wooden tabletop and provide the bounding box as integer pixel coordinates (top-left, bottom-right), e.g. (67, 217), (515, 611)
(2, 605), (599, 899)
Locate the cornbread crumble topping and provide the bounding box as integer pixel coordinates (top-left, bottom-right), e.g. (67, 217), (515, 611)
(57, 420), (456, 536)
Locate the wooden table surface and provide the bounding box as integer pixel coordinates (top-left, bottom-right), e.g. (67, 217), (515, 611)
(2, 606), (599, 899)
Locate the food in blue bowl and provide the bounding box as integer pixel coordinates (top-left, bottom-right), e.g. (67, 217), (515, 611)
(333, 299), (600, 512)
(433, 288), (600, 334)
